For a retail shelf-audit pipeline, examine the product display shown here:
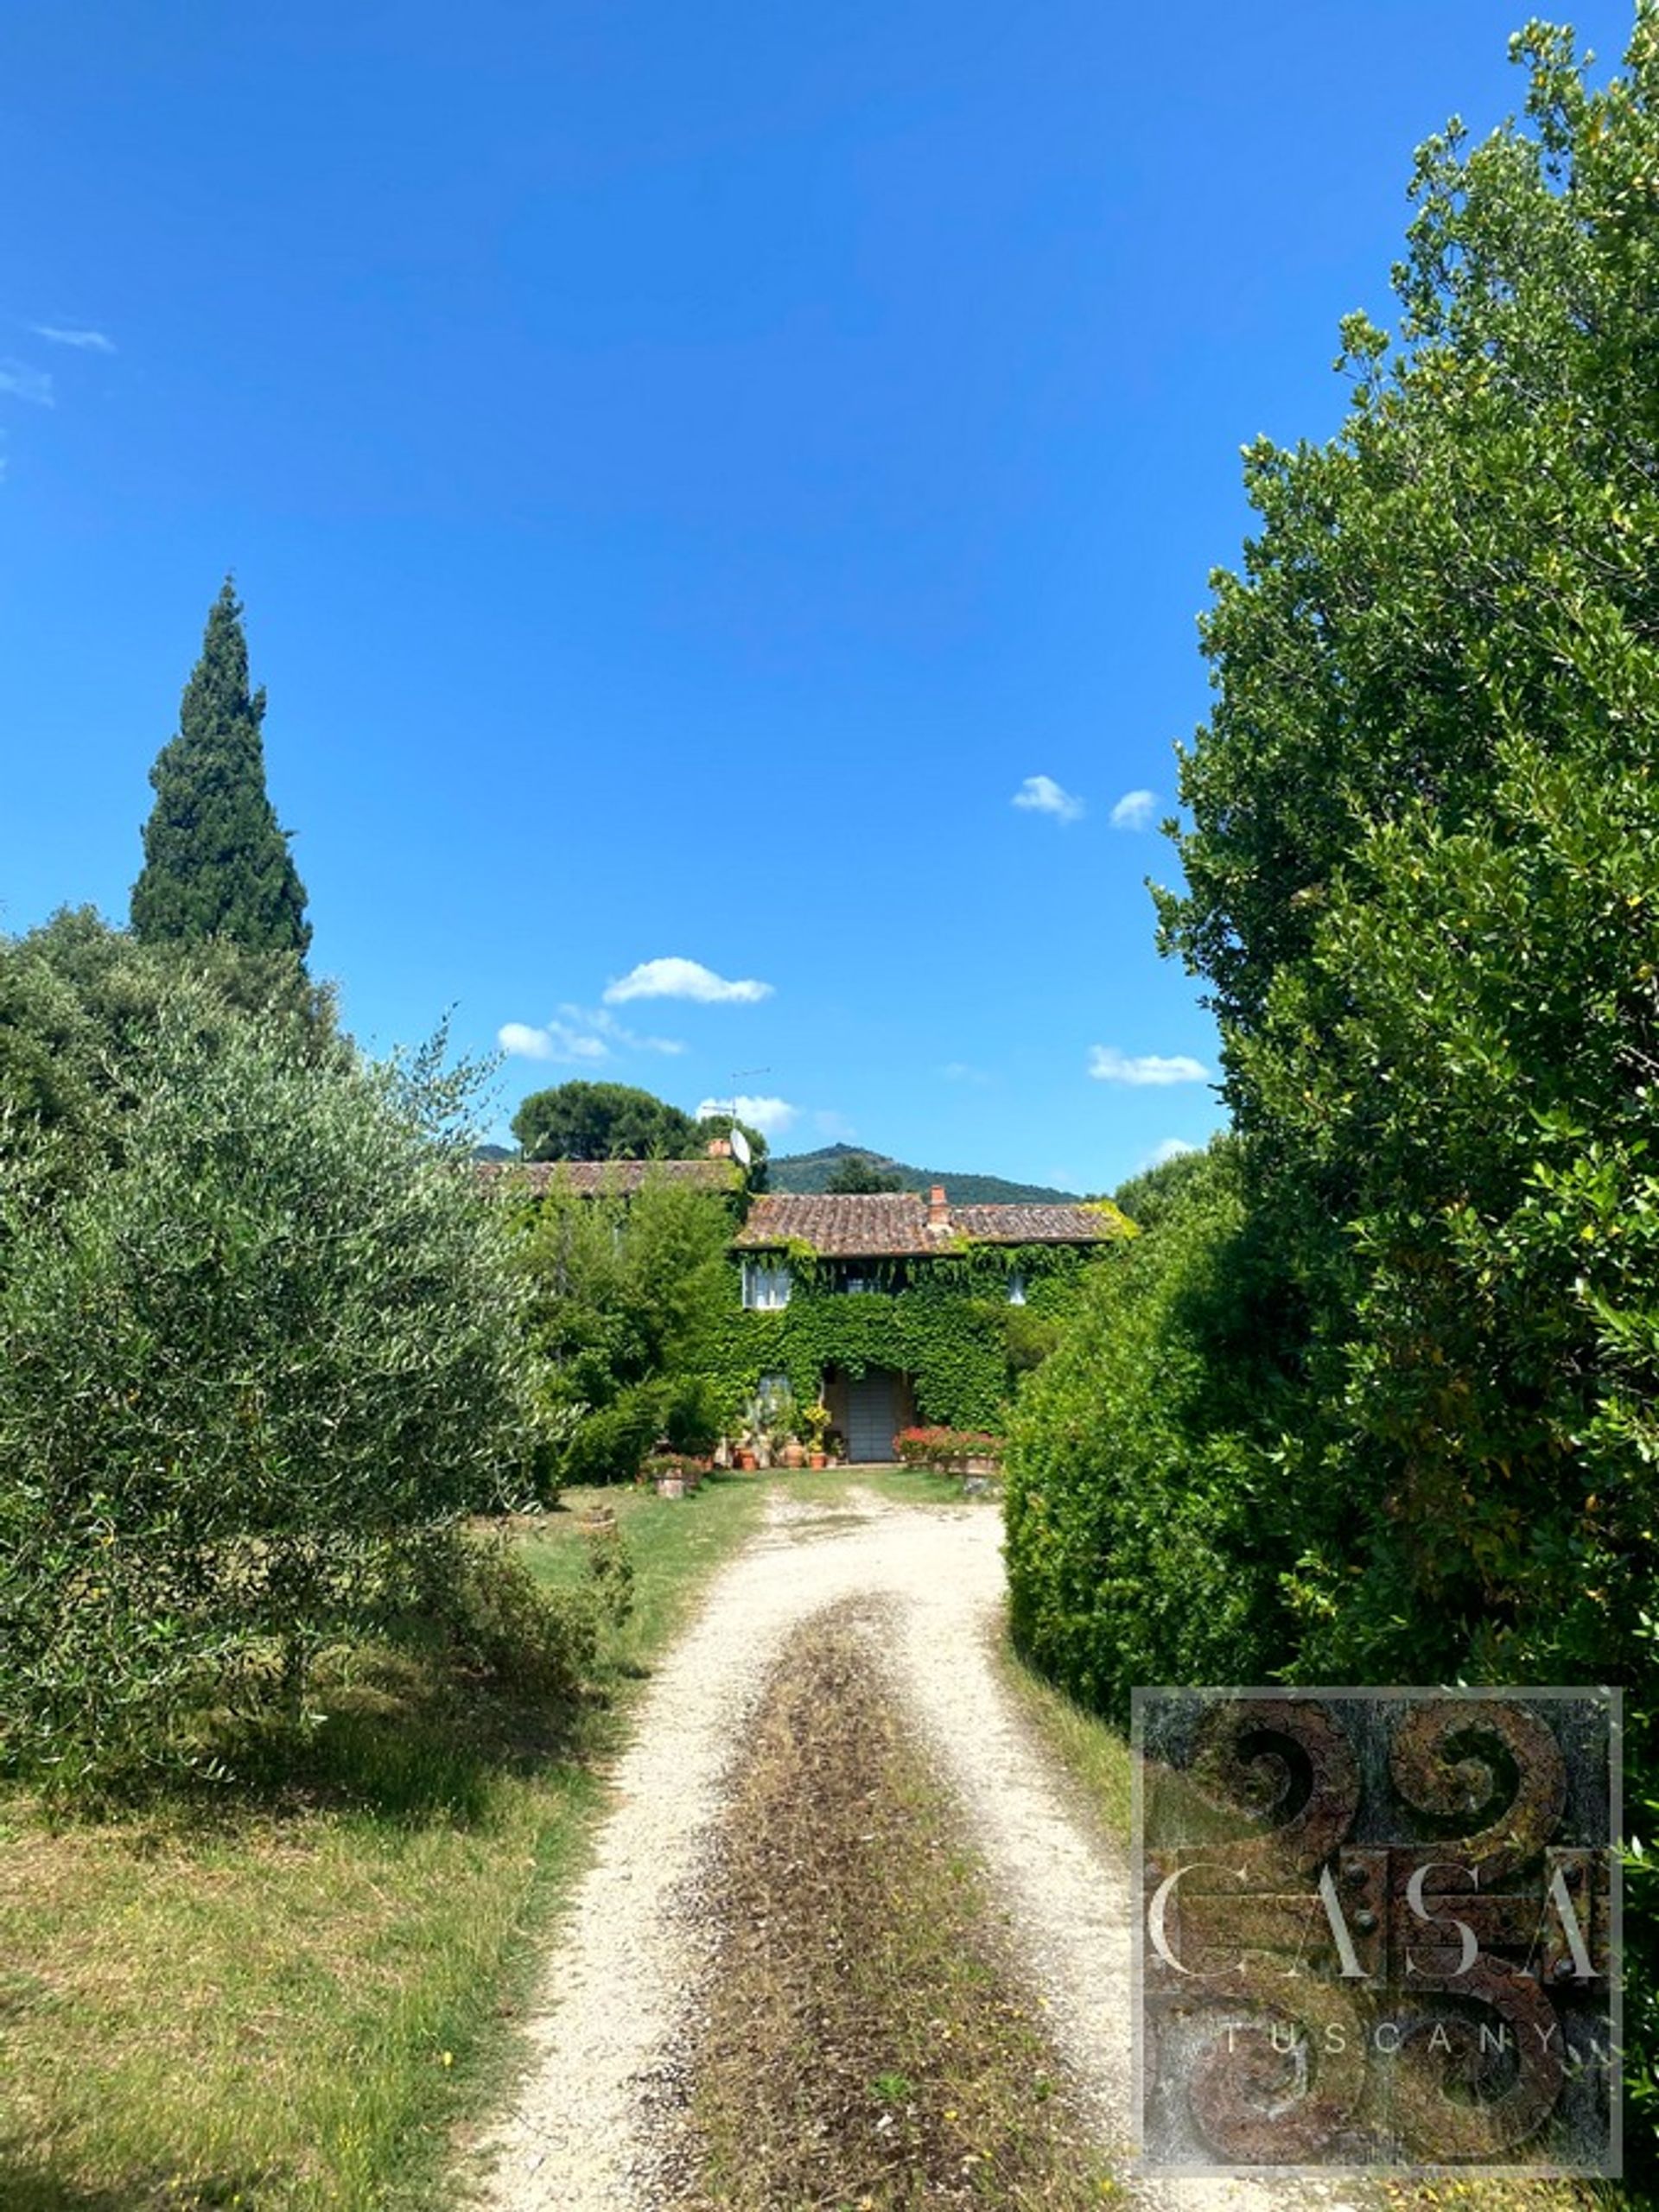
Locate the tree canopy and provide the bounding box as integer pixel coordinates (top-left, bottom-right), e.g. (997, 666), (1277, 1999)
(1009, 13), (1659, 2156)
(509, 1080), (768, 1175)
(512, 1081), (698, 1161)
(823, 1152), (905, 1195)
(130, 582), (311, 960)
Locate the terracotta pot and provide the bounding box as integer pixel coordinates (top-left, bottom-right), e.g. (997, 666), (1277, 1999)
(781, 1442), (806, 1470)
(654, 1473), (685, 1499)
(736, 1449), (756, 1471)
(809, 1451), (826, 1469)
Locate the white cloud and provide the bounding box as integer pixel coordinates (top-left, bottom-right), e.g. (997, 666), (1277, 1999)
(1012, 774), (1084, 825)
(497, 1004), (687, 1064)
(0, 360), (54, 408)
(604, 956), (773, 1005)
(498, 1020), (607, 1064)
(582, 1006), (684, 1055)
(1147, 1136), (1198, 1167)
(941, 1061), (992, 1086)
(697, 1094), (798, 1138)
(33, 325), (114, 353)
(1109, 788), (1159, 831)
(1088, 1046), (1211, 1087)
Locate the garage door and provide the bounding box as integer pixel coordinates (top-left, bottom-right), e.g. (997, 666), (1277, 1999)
(846, 1370), (899, 1464)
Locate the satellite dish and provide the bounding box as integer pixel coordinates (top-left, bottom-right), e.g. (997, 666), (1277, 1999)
(729, 1126), (753, 1168)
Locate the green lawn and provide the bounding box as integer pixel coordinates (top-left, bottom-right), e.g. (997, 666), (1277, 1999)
(0, 1473), (765, 2212)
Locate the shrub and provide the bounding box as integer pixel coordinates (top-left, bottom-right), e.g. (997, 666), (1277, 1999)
(557, 1389), (663, 1489)
(583, 1524), (636, 1628)
(516, 1174), (735, 1491)
(432, 1531), (600, 1700)
(1002, 1145), (1300, 1724)
(0, 997), (539, 1795)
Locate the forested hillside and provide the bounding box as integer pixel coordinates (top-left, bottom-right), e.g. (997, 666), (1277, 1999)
(769, 1142), (1078, 1204)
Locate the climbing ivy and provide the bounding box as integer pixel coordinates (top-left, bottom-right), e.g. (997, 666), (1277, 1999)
(690, 1243), (1112, 1431)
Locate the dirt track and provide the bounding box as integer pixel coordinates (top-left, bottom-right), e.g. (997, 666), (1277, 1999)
(465, 1486), (1344, 2210)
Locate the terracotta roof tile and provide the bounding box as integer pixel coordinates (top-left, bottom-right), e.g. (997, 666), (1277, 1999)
(733, 1193), (936, 1255)
(733, 1192), (1122, 1255)
(477, 1158), (739, 1198)
(951, 1202), (1122, 1244)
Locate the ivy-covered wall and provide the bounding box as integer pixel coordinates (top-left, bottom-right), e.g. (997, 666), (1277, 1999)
(693, 1243), (1110, 1432)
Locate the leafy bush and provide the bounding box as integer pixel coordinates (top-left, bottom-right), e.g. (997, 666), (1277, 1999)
(430, 1531), (601, 1700)
(1003, 1145), (1301, 1723)
(515, 1174), (734, 1489)
(582, 1524), (636, 1628)
(1023, 20), (1659, 2155)
(0, 995), (539, 1795)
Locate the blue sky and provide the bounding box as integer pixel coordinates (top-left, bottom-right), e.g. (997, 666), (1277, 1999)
(0, 3), (1635, 1192)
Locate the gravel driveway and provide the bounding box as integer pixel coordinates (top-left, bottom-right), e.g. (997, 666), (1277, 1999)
(463, 1485), (1344, 2211)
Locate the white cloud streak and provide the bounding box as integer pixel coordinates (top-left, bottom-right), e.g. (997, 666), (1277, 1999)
(0, 360), (54, 407)
(1012, 774), (1084, 825)
(1147, 1136), (1198, 1166)
(497, 1004), (686, 1065)
(33, 325), (114, 353)
(696, 1094), (798, 1137)
(1088, 1046), (1211, 1087)
(604, 956), (773, 1005)
(497, 1020), (607, 1065)
(1109, 788), (1159, 831)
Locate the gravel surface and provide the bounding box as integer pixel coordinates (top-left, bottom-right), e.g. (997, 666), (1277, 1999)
(462, 1486), (1347, 2211)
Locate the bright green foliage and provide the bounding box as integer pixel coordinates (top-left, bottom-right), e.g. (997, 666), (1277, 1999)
(515, 1173), (736, 1485)
(0, 910), (340, 1236)
(509, 1081), (768, 1176)
(1005, 1146), (1303, 1716)
(0, 991), (537, 1794)
(1108, 1144), (1210, 1235)
(130, 583), (311, 959)
(512, 1080), (698, 1161)
(697, 1243), (1104, 1433)
(1009, 13), (1659, 2148)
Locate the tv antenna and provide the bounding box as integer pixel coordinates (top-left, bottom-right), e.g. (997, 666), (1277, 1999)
(721, 1068), (771, 1167)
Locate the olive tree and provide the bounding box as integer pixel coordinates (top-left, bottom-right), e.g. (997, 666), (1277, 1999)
(0, 990), (538, 1791)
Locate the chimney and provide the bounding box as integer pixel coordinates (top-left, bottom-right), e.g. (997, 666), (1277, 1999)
(706, 1136), (733, 1159)
(927, 1184), (950, 1232)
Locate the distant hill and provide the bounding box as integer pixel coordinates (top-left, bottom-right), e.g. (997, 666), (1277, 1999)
(767, 1143), (1080, 1205)
(473, 1143), (517, 1161)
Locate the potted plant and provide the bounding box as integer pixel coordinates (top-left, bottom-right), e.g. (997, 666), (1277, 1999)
(824, 1427), (846, 1468)
(644, 1453), (686, 1499)
(802, 1399), (832, 1469)
(763, 1384), (798, 1470)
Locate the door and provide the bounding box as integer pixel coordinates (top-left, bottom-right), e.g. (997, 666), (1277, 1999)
(845, 1370), (899, 1464)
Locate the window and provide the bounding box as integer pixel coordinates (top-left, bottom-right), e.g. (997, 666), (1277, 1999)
(831, 1260), (904, 1295)
(1007, 1269), (1027, 1306)
(756, 1371), (791, 1417)
(742, 1258), (791, 1311)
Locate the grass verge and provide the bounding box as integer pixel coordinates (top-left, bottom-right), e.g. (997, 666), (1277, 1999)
(0, 1473), (765, 2212)
(679, 1605), (1120, 2209)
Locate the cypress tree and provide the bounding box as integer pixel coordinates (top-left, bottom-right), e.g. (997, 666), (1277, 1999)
(130, 581), (311, 959)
